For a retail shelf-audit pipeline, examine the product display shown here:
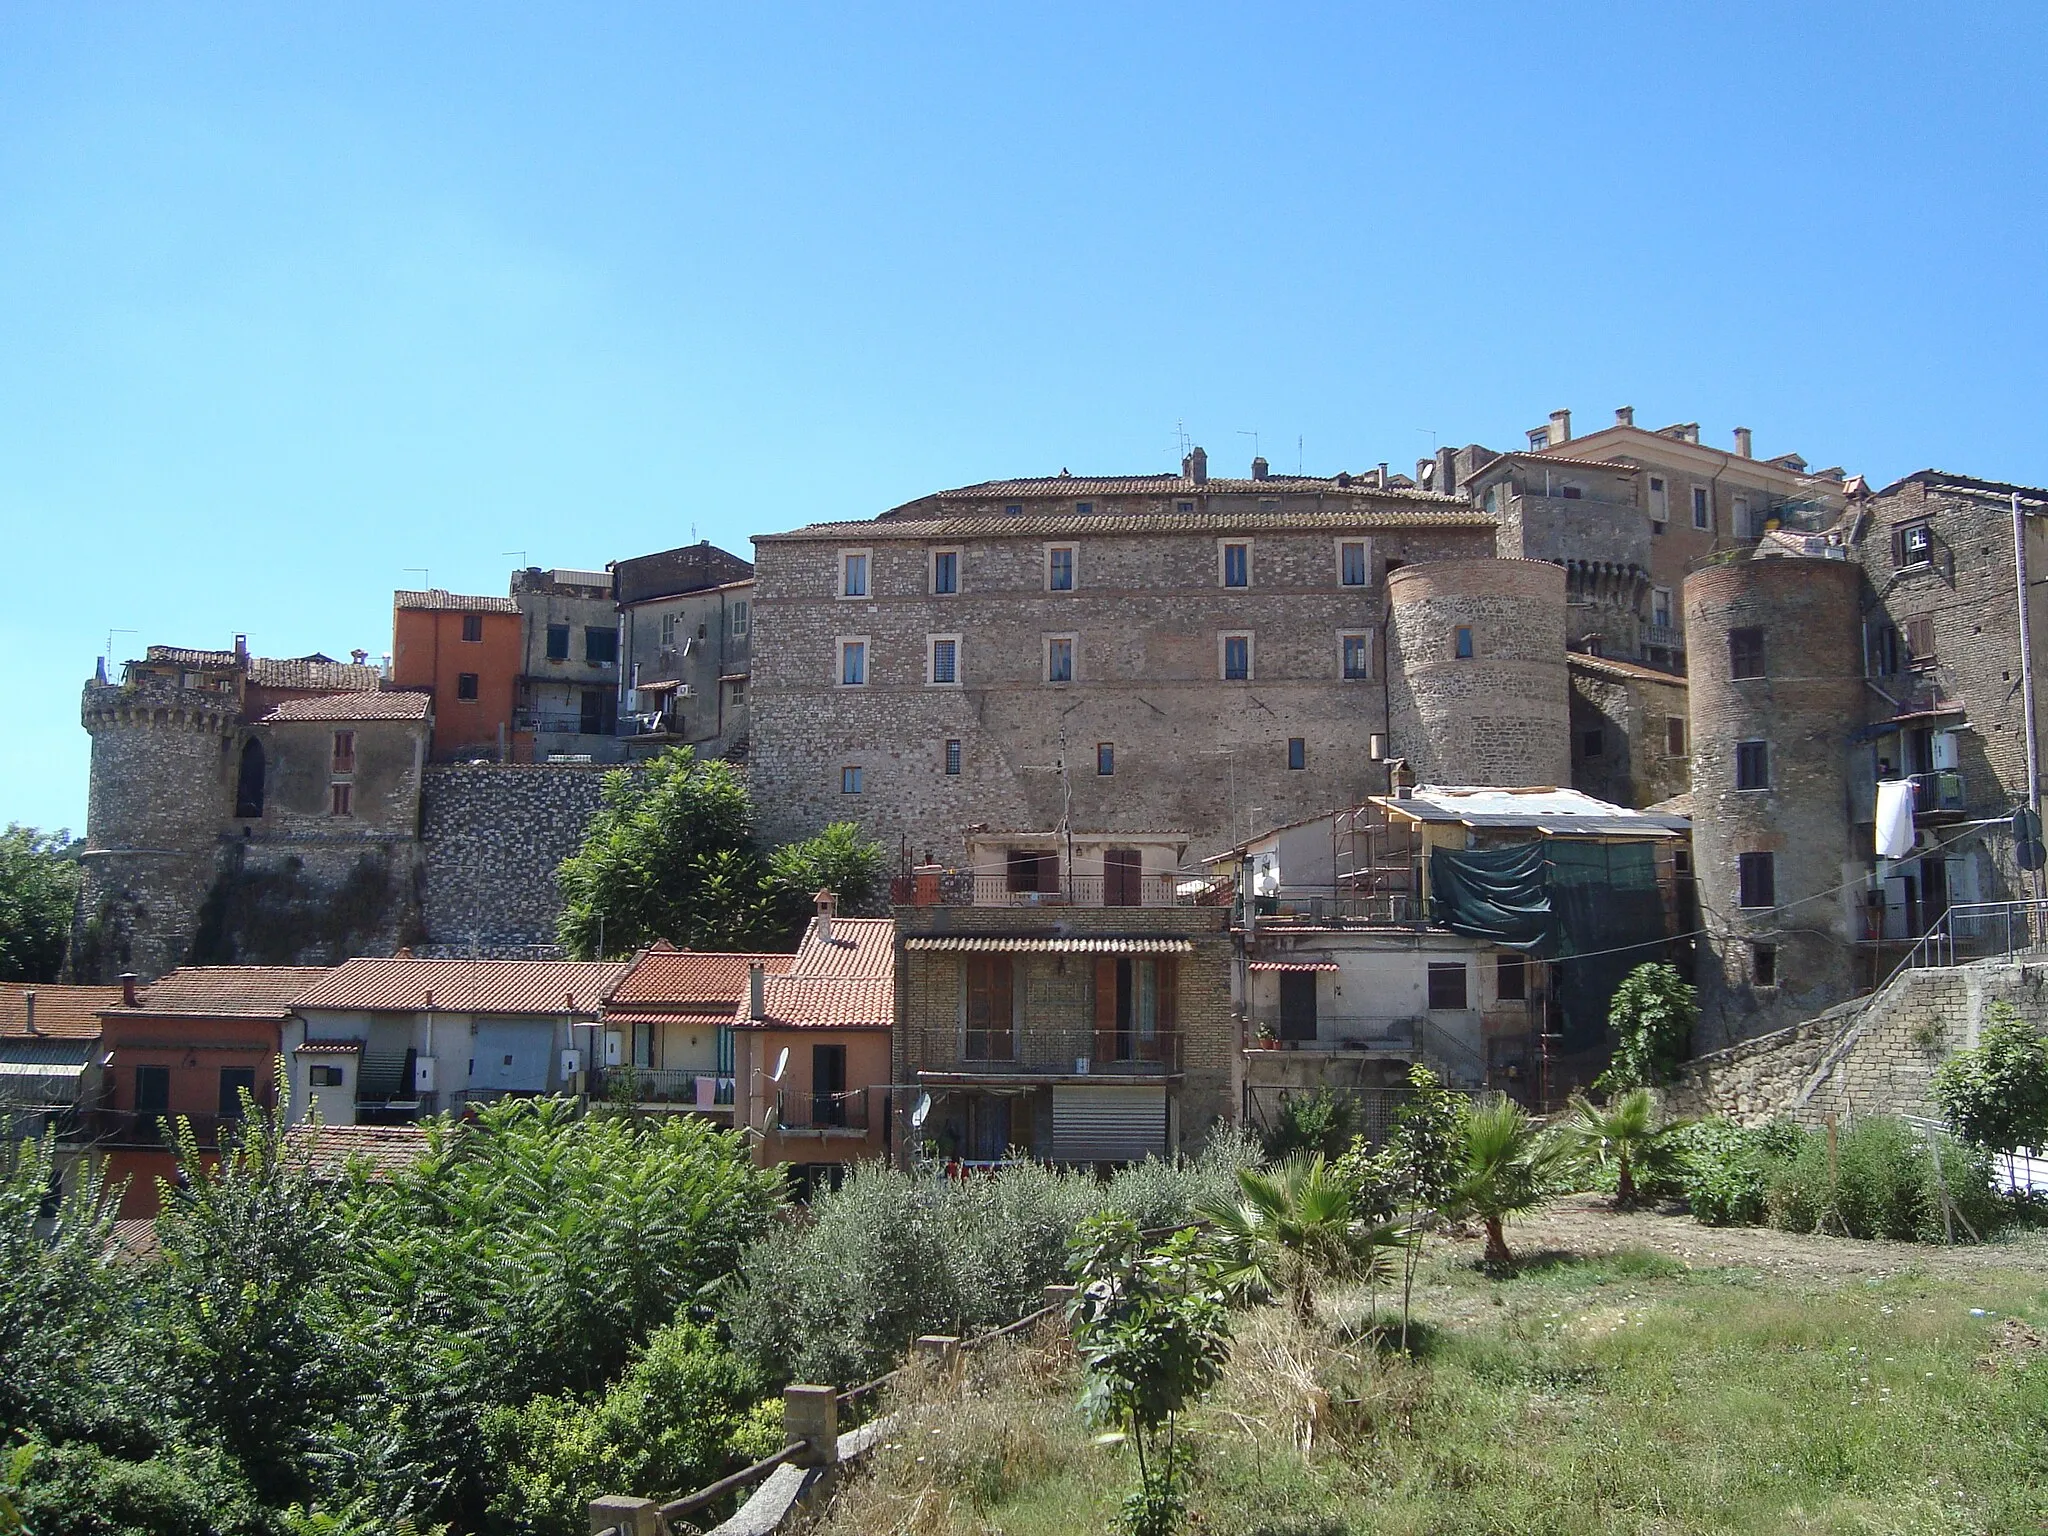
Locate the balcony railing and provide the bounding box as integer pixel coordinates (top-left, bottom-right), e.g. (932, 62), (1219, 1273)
(1643, 622), (1683, 652)
(94, 1108), (260, 1146)
(1911, 770), (1967, 815)
(892, 871), (1205, 908)
(933, 1030), (1183, 1076)
(775, 1087), (872, 1131)
(596, 1068), (734, 1108)
(1249, 1014), (1416, 1051)
(514, 712), (615, 736)
(1251, 893), (1424, 928)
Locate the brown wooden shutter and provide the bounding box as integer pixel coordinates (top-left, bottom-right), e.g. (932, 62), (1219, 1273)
(1093, 958), (1118, 1064)
(992, 958), (1015, 1060)
(1158, 959), (1179, 1068)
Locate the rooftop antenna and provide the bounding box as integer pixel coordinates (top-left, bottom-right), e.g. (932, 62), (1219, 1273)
(1175, 419), (1190, 460)
(1238, 429), (1260, 460)
(404, 566), (430, 590)
(1416, 428), (1439, 453)
(104, 627), (137, 664)
(1298, 435), (1304, 475)
(501, 550), (527, 566)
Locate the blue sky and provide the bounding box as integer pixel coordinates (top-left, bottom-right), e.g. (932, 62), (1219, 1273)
(4, 2), (2045, 833)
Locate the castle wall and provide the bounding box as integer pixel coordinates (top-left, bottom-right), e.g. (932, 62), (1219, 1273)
(418, 763), (611, 952)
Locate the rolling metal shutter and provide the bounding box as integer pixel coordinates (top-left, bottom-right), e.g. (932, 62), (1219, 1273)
(1052, 1084), (1167, 1163)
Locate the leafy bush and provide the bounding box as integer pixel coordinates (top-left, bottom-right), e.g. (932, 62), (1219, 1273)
(1931, 1002), (2048, 1172)
(1670, 1119), (1779, 1226)
(1763, 1116), (2004, 1242)
(16, 1442), (277, 1536)
(1261, 1087), (1359, 1161)
(1596, 963), (1697, 1094)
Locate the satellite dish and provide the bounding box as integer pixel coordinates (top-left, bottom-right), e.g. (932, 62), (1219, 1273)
(770, 1047), (790, 1085)
(910, 1091), (932, 1130)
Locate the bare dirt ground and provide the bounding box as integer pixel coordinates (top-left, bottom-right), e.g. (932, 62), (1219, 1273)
(1446, 1192), (2048, 1285)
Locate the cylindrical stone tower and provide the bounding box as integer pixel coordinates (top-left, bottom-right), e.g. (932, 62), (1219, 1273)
(1385, 558), (1570, 787)
(74, 675), (237, 981)
(1684, 554), (1863, 1047)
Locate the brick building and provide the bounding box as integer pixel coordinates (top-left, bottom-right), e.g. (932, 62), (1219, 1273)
(747, 452), (1499, 880)
(392, 590), (522, 762)
(613, 541), (755, 761)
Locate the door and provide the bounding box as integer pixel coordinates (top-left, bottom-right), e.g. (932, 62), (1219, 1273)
(217, 1066), (257, 1122)
(1278, 972), (1318, 1042)
(135, 1065), (169, 1134)
(1104, 848), (1143, 907)
(812, 1043), (847, 1127)
(472, 1020), (553, 1093)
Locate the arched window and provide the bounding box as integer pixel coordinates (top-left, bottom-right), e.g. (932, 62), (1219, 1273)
(234, 738), (265, 819)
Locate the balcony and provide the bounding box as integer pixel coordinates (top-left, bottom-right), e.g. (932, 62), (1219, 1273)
(893, 871), (1208, 909)
(775, 1087), (872, 1132)
(596, 1068), (734, 1110)
(94, 1108), (260, 1146)
(1911, 770), (1967, 818)
(1642, 622), (1683, 653)
(514, 711), (614, 736)
(920, 1030), (1183, 1080)
(1250, 893), (1424, 929)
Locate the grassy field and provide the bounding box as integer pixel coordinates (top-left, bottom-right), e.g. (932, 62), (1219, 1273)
(803, 1215), (2048, 1536)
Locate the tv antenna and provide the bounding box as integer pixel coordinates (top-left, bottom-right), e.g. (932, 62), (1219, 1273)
(403, 566), (430, 590)
(501, 550), (527, 567)
(1237, 429), (1260, 460)
(1174, 419), (1190, 459)
(104, 627), (137, 664)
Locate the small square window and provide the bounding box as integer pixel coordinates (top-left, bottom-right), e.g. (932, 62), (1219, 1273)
(461, 613), (484, 643)
(929, 636), (959, 686)
(944, 739), (962, 776)
(838, 639), (867, 687)
(840, 551), (869, 598)
(329, 781), (353, 817)
(1221, 541), (1251, 588)
(456, 672), (480, 700)
(1097, 742), (1114, 776)
(1339, 540), (1369, 587)
(1752, 942), (1778, 988)
(1736, 739), (1769, 790)
(1287, 737), (1306, 771)
(1221, 632), (1252, 681)
(1427, 962), (1468, 1010)
(1665, 716), (1687, 757)
(1582, 728), (1604, 759)
(1527, 428), (1549, 451)
(1046, 636), (1074, 684)
(546, 623), (570, 660)
(931, 549), (959, 595)
(1341, 633), (1371, 680)
(1898, 522), (1934, 568)
(1047, 545), (1076, 592)
(1737, 851), (1776, 909)
(1075, 502), (1093, 515)
(1177, 500), (1194, 514)
(1496, 954), (1528, 1002)
(1728, 627), (1765, 679)
(309, 1064), (345, 1088)
(584, 626), (617, 664)
(841, 766), (863, 795)
(1454, 627), (1474, 659)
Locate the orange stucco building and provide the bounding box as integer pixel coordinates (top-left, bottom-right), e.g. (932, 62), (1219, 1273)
(392, 590), (522, 761)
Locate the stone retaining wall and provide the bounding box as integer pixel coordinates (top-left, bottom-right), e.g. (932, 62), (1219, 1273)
(420, 763), (613, 949)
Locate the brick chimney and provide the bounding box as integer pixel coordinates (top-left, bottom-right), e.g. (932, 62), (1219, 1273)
(815, 888), (837, 944)
(1733, 426), (1753, 459)
(1183, 446), (1208, 485)
(1548, 409), (1572, 445)
(22, 991), (37, 1035)
(120, 973), (138, 1007)
(1615, 406), (1635, 427)
(1435, 446), (1457, 495)
(748, 962), (767, 1022)
(1251, 456), (1268, 481)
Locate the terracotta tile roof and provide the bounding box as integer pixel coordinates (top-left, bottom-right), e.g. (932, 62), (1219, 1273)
(1567, 653), (1689, 685)
(0, 985), (124, 1040)
(762, 505), (1493, 544)
(1476, 451), (1643, 476)
(285, 1123), (432, 1179)
(292, 957), (630, 1014)
(608, 944), (796, 1008)
(789, 917), (896, 979)
(394, 590), (521, 614)
(731, 916), (896, 1030)
(121, 967), (332, 1019)
(144, 645), (241, 667)
(292, 1038), (365, 1054)
(261, 691), (432, 722)
(920, 473), (1464, 505)
(246, 657), (384, 691)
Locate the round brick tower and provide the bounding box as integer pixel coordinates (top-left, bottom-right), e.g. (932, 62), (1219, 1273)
(1385, 558), (1569, 787)
(75, 672), (238, 981)
(1684, 553), (1863, 1046)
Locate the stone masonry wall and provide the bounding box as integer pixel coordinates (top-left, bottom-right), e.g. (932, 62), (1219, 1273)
(419, 763), (612, 951)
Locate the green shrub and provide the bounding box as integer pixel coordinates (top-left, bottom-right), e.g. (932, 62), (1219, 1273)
(17, 1442), (278, 1536)
(1762, 1116), (2004, 1242)
(1261, 1087), (1359, 1161)
(1670, 1119), (1788, 1226)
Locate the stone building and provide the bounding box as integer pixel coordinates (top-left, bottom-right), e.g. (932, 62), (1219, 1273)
(509, 566), (623, 763)
(392, 590), (523, 762)
(613, 541), (755, 761)
(1566, 652), (1690, 809)
(1682, 469), (2048, 1047)
(747, 453), (1499, 880)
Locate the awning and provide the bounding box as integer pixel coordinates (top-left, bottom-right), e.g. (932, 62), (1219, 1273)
(904, 937), (1195, 954)
(636, 679), (684, 695)
(0, 1060), (86, 1080)
(1247, 960), (1339, 973)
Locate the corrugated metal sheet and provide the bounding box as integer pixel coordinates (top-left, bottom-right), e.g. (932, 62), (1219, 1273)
(1053, 1084), (1167, 1162)
(905, 937), (1195, 954)
(292, 958), (630, 1015)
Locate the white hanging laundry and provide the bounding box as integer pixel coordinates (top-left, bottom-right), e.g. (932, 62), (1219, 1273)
(1875, 779), (1916, 859)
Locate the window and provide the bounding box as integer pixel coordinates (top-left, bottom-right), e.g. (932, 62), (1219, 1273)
(309, 1064), (345, 1088)
(461, 613), (484, 643)
(1728, 627), (1765, 679)
(1427, 962), (1469, 1010)
(726, 677), (747, 702)
(331, 731), (355, 773)
(964, 956), (1015, 1061)
(928, 635), (960, 686)
(1867, 622), (1902, 676)
(1220, 632), (1252, 681)
(1897, 521), (1935, 568)
(839, 550), (869, 598)
(1454, 626), (1474, 659)
(1005, 849), (1058, 894)
(1527, 428), (1549, 451)
(1340, 632), (1372, 681)
(632, 1022), (653, 1070)
(547, 623), (570, 660)
(931, 549), (959, 595)
(1736, 739), (1770, 790)
(840, 765), (863, 795)
(1177, 500), (1194, 514)
(1097, 742), (1114, 776)
(134, 1065), (169, 1117)
(1651, 587), (1673, 627)
(218, 1066), (256, 1121)
(1727, 496), (1745, 537)
(944, 739), (962, 775)
(1046, 545), (1076, 591)
(1691, 486), (1711, 531)
(1906, 615), (1936, 669)
(1647, 476), (1668, 524)
(1075, 501), (1093, 515)
(1338, 539), (1370, 587)
(1752, 943), (1778, 987)
(1665, 716), (1687, 757)
(1737, 851), (1776, 909)
(1220, 540), (1251, 588)
(837, 638), (867, 687)
(1582, 728), (1604, 758)
(1496, 954), (1528, 1002)
(329, 781), (353, 817)
(580, 687), (612, 735)
(1560, 483), (1583, 500)
(457, 672), (480, 700)
(584, 626), (617, 664)
(731, 600), (750, 635)
(1004, 503), (1023, 517)
(1287, 737), (1306, 771)
(1045, 635), (1074, 684)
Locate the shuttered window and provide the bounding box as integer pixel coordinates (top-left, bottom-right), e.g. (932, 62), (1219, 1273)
(965, 957), (1015, 1061)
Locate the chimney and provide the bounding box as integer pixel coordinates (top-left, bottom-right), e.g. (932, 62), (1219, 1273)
(1615, 406), (1634, 427)
(1377, 462), (1390, 487)
(350, 649), (368, 665)
(1548, 409), (1572, 445)
(233, 635), (248, 667)
(815, 888), (837, 944)
(747, 962), (767, 1022)
(120, 973), (138, 1008)
(1435, 446), (1457, 495)
(22, 991), (38, 1036)
(1186, 446), (1208, 485)
(1251, 456), (1268, 481)
(1415, 458), (1434, 488)
(1733, 426), (1753, 459)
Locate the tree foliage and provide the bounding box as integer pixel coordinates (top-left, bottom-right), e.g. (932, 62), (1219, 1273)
(1931, 1003), (2048, 1168)
(1598, 962), (1698, 1094)
(1260, 1085), (1359, 1162)
(1560, 1088), (1681, 1209)
(1197, 1155), (1397, 1324)
(0, 825), (81, 982)
(1449, 1094), (1566, 1269)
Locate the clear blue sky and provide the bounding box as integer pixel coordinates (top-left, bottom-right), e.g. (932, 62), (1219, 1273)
(4, 3), (2045, 833)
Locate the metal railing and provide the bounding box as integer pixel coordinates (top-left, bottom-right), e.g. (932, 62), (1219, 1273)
(892, 871), (1202, 908)
(93, 1108), (260, 1146)
(776, 1087), (872, 1131)
(1248, 1013), (1416, 1052)
(1909, 770), (1967, 814)
(945, 1030), (1183, 1074)
(597, 1068), (734, 1107)
(1895, 899), (2048, 973)
(513, 712), (613, 735)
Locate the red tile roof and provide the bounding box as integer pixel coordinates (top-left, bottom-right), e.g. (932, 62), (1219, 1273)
(285, 1123), (431, 1179)
(933, 473), (1463, 503)
(394, 590), (521, 614)
(119, 967), (332, 1020)
(1566, 653), (1689, 686)
(246, 657), (384, 691)
(608, 944), (796, 1009)
(734, 917), (896, 1030)
(0, 985), (124, 1040)
(789, 917), (896, 979)
(261, 691), (432, 722)
(292, 957), (630, 1014)
(763, 506), (1493, 543)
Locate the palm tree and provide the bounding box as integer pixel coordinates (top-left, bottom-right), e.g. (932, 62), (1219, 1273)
(1561, 1088), (1676, 1208)
(1451, 1095), (1565, 1270)
(1197, 1154), (1400, 1324)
